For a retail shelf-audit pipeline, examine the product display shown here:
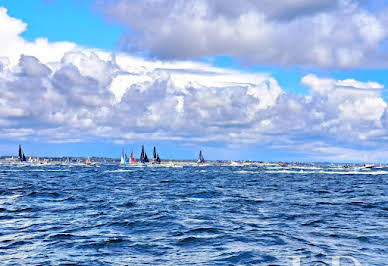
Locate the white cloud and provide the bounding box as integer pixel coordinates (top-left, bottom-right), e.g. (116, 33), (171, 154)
(96, 0), (388, 68)
(302, 74), (387, 122)
(0, 7), (387, 161)
(339, 98), (386, 121)
(0, 8), (77, 67)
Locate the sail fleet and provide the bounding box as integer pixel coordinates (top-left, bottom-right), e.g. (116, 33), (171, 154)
(12, 144), (206, 165)
(4, 145), (384, 169)
(120, 145), (201, 165)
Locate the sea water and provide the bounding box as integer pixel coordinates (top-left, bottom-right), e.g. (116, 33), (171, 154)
(0, 163), (387, 265)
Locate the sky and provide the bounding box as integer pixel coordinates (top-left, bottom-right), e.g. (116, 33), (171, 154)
(0, 0), (388, 162)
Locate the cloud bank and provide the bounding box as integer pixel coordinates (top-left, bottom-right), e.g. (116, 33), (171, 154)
(97, 0), (388, 68)
(0, 7), (387, 161)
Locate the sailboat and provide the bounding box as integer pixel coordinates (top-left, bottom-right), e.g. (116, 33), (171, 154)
(18, 145), (27, 162)
(152, 146), (161, 164)
(120, 148), (129, 164)
(129, 151), (136, 164)
(197, 150), (205, 164)
(140, 145), (149, 163)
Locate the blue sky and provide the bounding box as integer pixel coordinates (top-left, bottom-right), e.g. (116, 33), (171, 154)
(0, 0), (387, 162)
(2, 0), (123, 50)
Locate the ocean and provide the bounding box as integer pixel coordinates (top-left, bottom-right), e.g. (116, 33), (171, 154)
(0, 163), (387, 265)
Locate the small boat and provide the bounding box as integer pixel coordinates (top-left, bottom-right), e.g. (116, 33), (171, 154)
(85, 157), (92, 165)
(197, 150), (206, 164)
(363, 164), (374, 169)
(152, 146), (161, 164)
(140, 145), (149, 163)
(85, 157), (100, 166)
(121, 148), (129, 164)
(130, 151), (136, 164)
(18, 145), (27, 162)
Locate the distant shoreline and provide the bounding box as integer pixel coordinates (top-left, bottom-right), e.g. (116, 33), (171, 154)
(0, 156), (384, 165)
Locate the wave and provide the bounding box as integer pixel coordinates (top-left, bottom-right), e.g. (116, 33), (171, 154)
(263, 170), (388, 175)
(0, 163), (387, 265)
(103, 169), (137, 173)
(0, 169), (69, 172)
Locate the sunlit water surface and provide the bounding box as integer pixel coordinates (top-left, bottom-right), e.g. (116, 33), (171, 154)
(0, 163), (387, 265)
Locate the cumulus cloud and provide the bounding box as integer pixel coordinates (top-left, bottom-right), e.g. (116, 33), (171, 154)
(0, 7), (387, 161)
(96, 0), (388, 68)
(0, 8), (77, 67)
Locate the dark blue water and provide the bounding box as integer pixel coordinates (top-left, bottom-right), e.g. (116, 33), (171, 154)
(0, 163), (387, 265)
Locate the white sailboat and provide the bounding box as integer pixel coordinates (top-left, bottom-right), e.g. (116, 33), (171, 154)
(121, 148), (129, 164)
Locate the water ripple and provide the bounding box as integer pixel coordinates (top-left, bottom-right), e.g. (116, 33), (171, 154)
(0, 163), (386, 264)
